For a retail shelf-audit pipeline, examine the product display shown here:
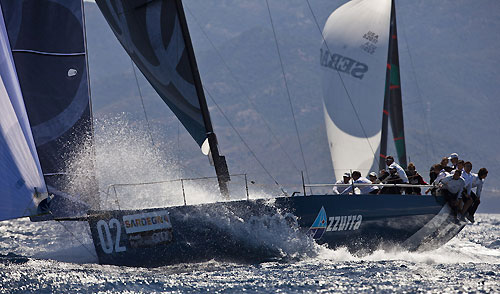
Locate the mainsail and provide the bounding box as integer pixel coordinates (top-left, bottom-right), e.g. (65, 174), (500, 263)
(0, 0), (98, 209)
(0, 3), (47, 221)
(96, 0), (230, 196)
(321, 0), (392, 179)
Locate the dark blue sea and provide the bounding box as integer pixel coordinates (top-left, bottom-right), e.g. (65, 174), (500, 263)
(0, 214), (498, 293)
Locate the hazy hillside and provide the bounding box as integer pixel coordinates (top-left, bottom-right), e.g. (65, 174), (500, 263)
(84, 0), (500, 212)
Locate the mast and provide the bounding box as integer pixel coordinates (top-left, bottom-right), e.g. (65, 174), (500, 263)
(175, 0), (230, 198)
(380, 0), (407, 169)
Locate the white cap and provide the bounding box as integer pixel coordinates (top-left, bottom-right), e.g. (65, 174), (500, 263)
(343, 172), (351, 178)
(449, 153), (459, 160)
(369, 172), (377, 177)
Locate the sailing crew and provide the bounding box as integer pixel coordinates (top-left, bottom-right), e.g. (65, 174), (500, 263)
(405, 162), (427, 195)
(465, 167), (488, 223)
(437, 169), (466, 217)
(459, 161), (475, 219)
(384, 156), (408, 183)
(426, 164), (449, 195)
(332, 173), (351, 194)
(368, 172), (380, 194)
(454, 160), (465, 172)
(441, 157), (454, 172)
(378, 166), (404, 194)
(448, 153), (459, 169)
(341, 171), (377, 195)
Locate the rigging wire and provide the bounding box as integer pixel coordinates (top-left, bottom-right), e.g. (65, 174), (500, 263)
(130, 61), (203, 182)
(130, 58), (155, 147)
(305, 0), (379, 167)
(183, 5), (302, 174)
(203, 87), (288, 196)
(397, 7), (436, 159)
(265, 0), (312, 187)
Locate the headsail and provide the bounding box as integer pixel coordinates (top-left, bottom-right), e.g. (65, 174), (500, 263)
(95, 0), (209, 148)
(0, 4), (47, 221)
(321, 0), (391, 179)
(0, 0), (98, 209)
(96, 0), (230, 196)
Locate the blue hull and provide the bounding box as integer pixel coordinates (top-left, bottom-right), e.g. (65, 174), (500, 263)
(87, 194), (465, 267)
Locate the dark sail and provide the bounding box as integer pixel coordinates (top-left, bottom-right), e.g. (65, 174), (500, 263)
(96, 0), (230, 196)
(380, 0), (407, 169)
(95, 0), (208, 147)
(0, 0), (98, 209)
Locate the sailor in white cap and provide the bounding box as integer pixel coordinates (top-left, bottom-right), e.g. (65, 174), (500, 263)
(368, 172), (380, 194)
(448, 153), (459, 169)
(332, 172), (351, 194)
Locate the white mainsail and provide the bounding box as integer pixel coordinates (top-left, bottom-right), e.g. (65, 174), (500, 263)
(0, 7), (47, 221)
(321, 0), (391, 180)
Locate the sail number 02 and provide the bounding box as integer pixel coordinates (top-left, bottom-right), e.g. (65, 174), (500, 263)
(96, 219), (126, 254)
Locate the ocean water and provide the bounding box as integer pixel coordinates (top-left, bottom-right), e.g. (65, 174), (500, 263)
(0, 214), (498, 293)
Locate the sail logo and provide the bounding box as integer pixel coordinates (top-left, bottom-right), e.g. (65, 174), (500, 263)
(320, 48), (369, 79)
(123, 211), (172, 234)
(326, 215), (362, 232)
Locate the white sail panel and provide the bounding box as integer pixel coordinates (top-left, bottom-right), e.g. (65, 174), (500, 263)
(0, 13), (47, 221)
(321, 0), (391, 180)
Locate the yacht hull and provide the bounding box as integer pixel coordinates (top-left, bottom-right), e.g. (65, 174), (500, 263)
(87, 194), (464, 267)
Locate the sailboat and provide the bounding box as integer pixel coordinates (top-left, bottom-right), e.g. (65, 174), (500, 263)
(0, 0), (466, 267)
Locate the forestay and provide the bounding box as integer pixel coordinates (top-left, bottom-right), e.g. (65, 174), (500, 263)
(0, 4), (47, 221)
(321, 0), (391, 179)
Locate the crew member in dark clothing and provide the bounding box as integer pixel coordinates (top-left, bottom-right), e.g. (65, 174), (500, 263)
(405, 162), (427, 195)
(430, 158), (452, 183)
(441, 157), (454, 173)
(429, 163), (439, 184)
(466, 167), (488, 222)
(378, 166), (403, 194)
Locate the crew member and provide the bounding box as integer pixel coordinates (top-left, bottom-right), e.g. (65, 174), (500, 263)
(384, 156), (408, 183)
(438, 169), (466, 217)
(448, 153), (459, 169)
(466, 167), (488, 222)
(405, 162), (427, 195)
(378, 166), (403, 194)
(333, 173), (351, 195)
(341, 171), (377, 195)
(368, 172), (380, 194)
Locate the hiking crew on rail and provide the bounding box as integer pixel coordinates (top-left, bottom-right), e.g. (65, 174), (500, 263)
(331, 152), (487, 223)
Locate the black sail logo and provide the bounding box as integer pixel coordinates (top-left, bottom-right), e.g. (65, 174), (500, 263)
(320, 48), (368, 79)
